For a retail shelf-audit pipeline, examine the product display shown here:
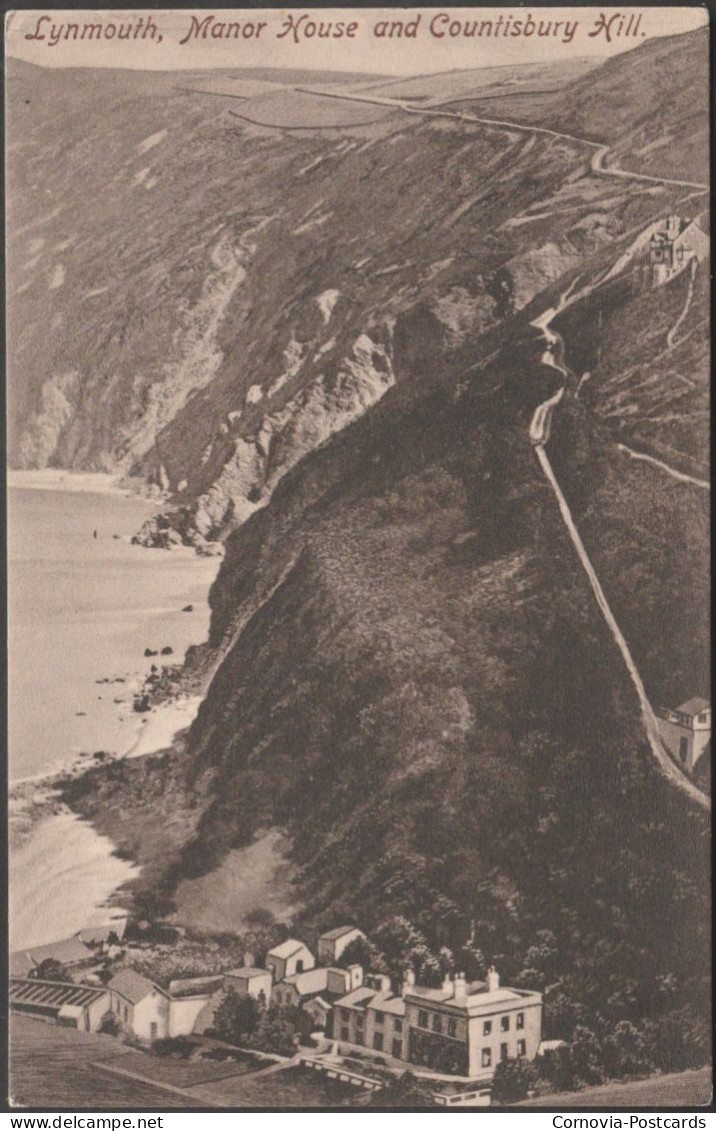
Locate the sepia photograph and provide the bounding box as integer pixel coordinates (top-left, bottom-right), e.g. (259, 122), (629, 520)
(5, 4), (711, 1112)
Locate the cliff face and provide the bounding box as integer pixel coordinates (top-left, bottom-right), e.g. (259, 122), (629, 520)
(8, 54), (663, 547)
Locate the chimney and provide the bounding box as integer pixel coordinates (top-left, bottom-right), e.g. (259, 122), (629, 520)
(442, 973), (453, 994)
(486, 965), (500, 993)
(453, 972), (467, 1005)
(243, 951), (255, 969)
(402, 969), (416, 997)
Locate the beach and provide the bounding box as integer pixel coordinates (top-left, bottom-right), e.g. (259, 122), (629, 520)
(8, 472), (220, 948)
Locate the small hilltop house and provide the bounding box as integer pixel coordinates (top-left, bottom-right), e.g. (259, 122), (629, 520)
(657, 698), (711, 772)
(649, 217), (709, 285)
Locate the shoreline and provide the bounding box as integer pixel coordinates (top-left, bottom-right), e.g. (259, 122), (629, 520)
(9, 478), (221, 944)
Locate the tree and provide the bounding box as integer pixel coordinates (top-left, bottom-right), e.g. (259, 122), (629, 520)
(247, 1005), (302, 1057)
(602, 1021), (654, 1079)
(339, 935), (388, 974)
(31, 959), (69, 983)
(567, 1026), (606, 1086)
(212, 988), (260, 1045)
(492, 1056), (538, 1104)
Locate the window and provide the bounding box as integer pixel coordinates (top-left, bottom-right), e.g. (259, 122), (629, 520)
(341, 1008), (350, 1021)
(392, 1038), (403, 1059)
(516, 1012), (524, 1030)
(373, 1033), (384, 1051)
(447, 1018), (457, 1038)
(432, 1014), (442, 1034)
(483, 1020), (492, 1036)
(500, 1043), (508, 1061)
(482, 1049), (492, 1068)
(150, 1022), (158, 1041)
(341, 1026), (350, 1042)
(680, 737), (689, 762)
(394, 1019), (403, 1033)
(517, 1039), (527, 1057)
(418, 1010), (429, 1029)
(501, 1015), (510, 1032)
(296, 960), (304, 973)
(698, 712), (708, 723)
(374, 1011), (385, 1025)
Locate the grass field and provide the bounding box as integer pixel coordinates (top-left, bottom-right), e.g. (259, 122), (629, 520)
(187, 1065), (360, 1108)
(517, 1068), (712, 1108)
(9, 1017), (207, 1109)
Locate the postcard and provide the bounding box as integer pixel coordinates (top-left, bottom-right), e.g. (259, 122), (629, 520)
(5, 6), (710, 1112)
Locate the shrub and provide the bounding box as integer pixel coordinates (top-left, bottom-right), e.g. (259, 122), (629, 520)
(492, 1057), (538, 1104)
(98, 1011), (122, 1037)
(152, 1036), (195, 1059)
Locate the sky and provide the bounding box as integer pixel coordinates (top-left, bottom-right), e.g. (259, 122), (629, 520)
(5, 7), (708, 74)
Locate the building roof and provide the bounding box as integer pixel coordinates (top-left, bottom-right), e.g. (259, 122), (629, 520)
(319, 926), (361, 943)
(10, 935), (93, 971)
(266, 938), (311, 961)
(333, 986), (378, 1011)
(678, 698), (710, 716)
(226, 966), (270, 979)
(368, 991), (405, 1017)
(10, 978), (107, 1010)
(108, 969), (163, 1004)
(282, 968), (330, 996)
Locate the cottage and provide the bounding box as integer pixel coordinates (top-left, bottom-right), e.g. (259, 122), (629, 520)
(107, 970), (169, 1042)
(265, 938), (315, 982)
(657, 698), (711, 771)
(317, 926), (365, 965)
(10, 978), (109, 1032)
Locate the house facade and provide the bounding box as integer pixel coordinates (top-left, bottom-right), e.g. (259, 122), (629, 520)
(332, 968), (542, 1079)
(657, 698), (711, 771)
(272, 964), (361, 1009)
(317, 926), (365, 965)
(265, 939), (315, 982)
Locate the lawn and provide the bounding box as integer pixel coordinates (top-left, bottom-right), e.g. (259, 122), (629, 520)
(92, 1048), (265, 1088)
(517, 1068), (712, 1108)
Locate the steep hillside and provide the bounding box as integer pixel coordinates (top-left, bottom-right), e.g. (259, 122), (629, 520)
(8, 46), (702, 548)
(451, 27), (709, 183)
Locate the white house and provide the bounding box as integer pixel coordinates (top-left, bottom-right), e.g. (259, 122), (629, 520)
(649, 217), (709, 286)
(657, 698), (711, 771)
(107, 970), (170, 1042)
(265, 939), (315, 982)
(317, 926), (365, 965)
